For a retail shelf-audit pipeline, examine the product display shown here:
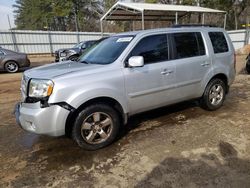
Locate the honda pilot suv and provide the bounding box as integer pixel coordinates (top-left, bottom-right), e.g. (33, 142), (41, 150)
(15, 27), (235, 150)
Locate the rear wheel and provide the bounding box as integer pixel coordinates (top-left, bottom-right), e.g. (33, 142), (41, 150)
(4, 61), (19, 73)
(72, 104), (121, 150)
(200, 78), (226, 111)
(246, 63), (250, 74)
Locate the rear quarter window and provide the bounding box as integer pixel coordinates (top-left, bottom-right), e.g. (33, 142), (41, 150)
(208, 32), (229, 54)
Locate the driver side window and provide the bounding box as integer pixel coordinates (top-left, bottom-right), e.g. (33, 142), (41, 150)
(129, 34), (169, 64)
(81, 43), (87, 49)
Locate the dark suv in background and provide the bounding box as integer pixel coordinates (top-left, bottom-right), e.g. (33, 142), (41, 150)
(55, 40), (97, 62)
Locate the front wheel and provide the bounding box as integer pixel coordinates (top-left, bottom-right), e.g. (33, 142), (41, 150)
(72, 104), (121, 150)
(68, 55), (79, 61)
(4, 61), (19, 73)
(200, 79), (226, 111)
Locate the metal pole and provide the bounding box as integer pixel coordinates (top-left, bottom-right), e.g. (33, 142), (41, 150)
(74, 11), (78, 32)
(202, 13), (205, 25)
(175, 12), (178, 25)
(48, 31), (53, 56)
(8, 15), (18, 52)
(7, 15), (12, 30)
(142, 11), (145, 30)
(245, 15), (249, 45)
(224, 13), (227, 29)
(100, 19), (103, 37)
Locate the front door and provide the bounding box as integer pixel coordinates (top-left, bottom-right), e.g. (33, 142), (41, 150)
(123, 34), (176, 115)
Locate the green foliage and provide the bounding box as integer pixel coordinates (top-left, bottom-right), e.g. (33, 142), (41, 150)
(14, 0), (103, 31)
(13, 0), (250, 31)
(146, 0), (158, 3)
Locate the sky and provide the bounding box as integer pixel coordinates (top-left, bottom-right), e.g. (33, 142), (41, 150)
(0, 0), (16, 30)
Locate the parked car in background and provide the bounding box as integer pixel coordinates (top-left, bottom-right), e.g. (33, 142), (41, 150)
(15, 26), (235, 150)
(0, 48), (30, 73)
(55, 40), (98, 62)
(246, 53), (250, 74)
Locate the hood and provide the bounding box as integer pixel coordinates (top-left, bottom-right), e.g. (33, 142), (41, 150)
(24, 61), (103, 79)
(56, 48), (79, 53)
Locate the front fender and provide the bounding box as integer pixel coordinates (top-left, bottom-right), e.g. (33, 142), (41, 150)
(67, 88), (129, 114)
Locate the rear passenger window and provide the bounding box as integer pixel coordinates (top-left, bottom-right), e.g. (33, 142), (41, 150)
(130, 34), (168, 64)
(209, 32), (229, 53)
(0, 50), (4, 55)
(172, 32), (205, 59)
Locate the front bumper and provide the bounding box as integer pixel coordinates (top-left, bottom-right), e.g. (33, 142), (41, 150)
(55, 57), (67, 62)
(14, 102), (70, 136)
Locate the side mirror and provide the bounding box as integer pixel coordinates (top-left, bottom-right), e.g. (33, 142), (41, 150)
(128, 56), (144, 67)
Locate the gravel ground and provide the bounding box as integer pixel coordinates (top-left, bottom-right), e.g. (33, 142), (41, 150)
(0, 55), (250, 188)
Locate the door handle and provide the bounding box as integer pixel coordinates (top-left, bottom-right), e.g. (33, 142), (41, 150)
(201, 62), (210, 67)
(161, 69), (173, 75)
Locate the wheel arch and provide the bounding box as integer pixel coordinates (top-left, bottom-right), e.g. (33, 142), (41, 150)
(207, 73), (229, 93)
(65, 96), (127, 137)
(68, 54), (79, 60)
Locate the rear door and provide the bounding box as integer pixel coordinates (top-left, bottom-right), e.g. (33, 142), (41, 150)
(123, 34), (176, 114)
(171, 32), (211, 100)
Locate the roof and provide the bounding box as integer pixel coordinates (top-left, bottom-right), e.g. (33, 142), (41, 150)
(101, 2), (226, 21)
(114, 26), (224, 37)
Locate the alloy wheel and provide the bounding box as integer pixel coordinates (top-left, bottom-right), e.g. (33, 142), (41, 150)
(209, 84), (224, 106)
(80, 112), (113, 144)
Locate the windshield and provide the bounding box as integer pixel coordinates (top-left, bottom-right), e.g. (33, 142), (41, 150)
(78, 35), (134, 65)
(73, 42), (84, 48)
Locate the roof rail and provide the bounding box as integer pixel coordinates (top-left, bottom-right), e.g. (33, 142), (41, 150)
(172, 24), (216, 28)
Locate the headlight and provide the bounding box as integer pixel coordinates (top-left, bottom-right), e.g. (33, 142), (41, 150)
(60, 52), (67, 57)
(29, 79), (54, 98)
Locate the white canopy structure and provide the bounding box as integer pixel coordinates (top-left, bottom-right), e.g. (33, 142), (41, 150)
(100, 2), (227, 32)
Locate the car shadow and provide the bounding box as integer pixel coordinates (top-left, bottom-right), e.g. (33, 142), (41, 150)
(119, 100), (200, 138)
(135, 141), (250, 187)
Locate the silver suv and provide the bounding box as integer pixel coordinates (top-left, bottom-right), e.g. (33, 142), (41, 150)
(15, 27), (236, 150)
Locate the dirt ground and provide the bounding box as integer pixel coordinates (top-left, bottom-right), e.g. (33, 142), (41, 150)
(0, 55), (250, 187)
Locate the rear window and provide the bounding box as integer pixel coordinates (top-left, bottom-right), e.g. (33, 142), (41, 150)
(0, 50), (4, 55)
(172, 32), (205, 59)
(209, 32), (229, 54)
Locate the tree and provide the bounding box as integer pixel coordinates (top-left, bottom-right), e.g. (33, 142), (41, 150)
(13, 0), (250, 31)
(13, 0), (103, 31)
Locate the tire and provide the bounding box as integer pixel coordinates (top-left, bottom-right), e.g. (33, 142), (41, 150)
(200, 78), (226, 111)
(72, 103), (121, 150)
(246, 62), (250, 74)
(4, 61), (19, 73)
(68, 55), (79, 61)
